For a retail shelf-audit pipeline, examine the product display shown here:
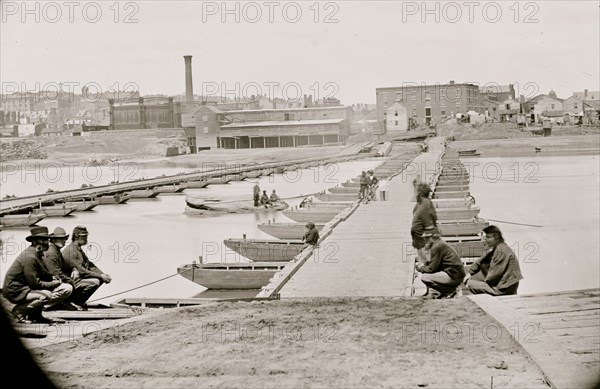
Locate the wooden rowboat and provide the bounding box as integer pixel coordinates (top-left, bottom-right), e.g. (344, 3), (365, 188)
(438, 219), (489, 236)
(282, 209), (340, 223)
(185, 195), (289, 214)
(96, 194), (130, 204)
(314, 193), (358, 202)
(0, 213), (46, 227)
(433, 191), (470, 199)
(223, 238), (304, 262)
(32, 205), (78, 217)
(184, 181), (210, 189)
(258, 222), (325, 240)
(297, 203), (351, 211)
(436, 207), (480, 220)
(435, 180), (470, 187)
(63, 200), (99, 211)
(448, 240), (487, 258)
(177, 261), (288, 289)
(328, 186), (359, 194)
(432, 198), (474, 209)
(127, 188), (159, 198)
(434, 185), (469, 192)
(154, 184), (187, 193)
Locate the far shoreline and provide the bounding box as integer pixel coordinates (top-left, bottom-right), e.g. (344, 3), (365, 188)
(1, 133), (598, 169)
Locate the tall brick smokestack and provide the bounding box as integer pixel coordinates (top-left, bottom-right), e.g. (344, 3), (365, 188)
(184, 55), (194, 104)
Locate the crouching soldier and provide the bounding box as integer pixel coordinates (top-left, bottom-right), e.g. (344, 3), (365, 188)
(2, 226), (72, 324)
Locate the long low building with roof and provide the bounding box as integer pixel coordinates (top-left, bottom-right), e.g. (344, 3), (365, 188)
(190, 105), (352, 150)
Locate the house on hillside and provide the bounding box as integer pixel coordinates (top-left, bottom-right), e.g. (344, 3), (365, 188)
(385, 102), (410, 132)
(523, 91), (563, 124)
(497, 99), (521, 122)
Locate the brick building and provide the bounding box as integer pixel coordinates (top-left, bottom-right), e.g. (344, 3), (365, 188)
(376, 81), (482, 131)
(109, 97), (182, 130)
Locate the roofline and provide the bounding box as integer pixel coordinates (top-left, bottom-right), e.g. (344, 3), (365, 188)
(222, 106), (349, 114)
(221, 119), (345, 128)
(376, 83), (479, 91)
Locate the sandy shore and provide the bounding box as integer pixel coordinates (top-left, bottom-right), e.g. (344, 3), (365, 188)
(31, 298), (550, 389)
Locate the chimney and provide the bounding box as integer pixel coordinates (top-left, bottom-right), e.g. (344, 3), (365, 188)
(584, 89), (588, 99)
(184, 55), (194, 104)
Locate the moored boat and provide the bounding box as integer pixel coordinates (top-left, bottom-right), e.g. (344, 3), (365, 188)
(436, 207), (480, 221)
(433, 191), (470, 199)
(183, 180), (209, 189)
(258, 222), (326, 240)
(447, 240), (487, 258)
(126, 188), (159, 198)
(63, 200), (100, 211)
(328, 186), (359, 194)
(154, 184), (187, 194)
(177, 261), (288, 289)
(96, 194), (130, 204)
(432, 198), (474, 209)
(434, 185), (469, 192)
(185, 195), (289, 214)
(435, 180), (471, 187)
(32, 204), (78, 217)
(438, 219), (489, 236)
(282, 209), (340, 223)
(0, 213), (46, 227)
(223, 238), (304, 262)
(313, 192), (357, 202)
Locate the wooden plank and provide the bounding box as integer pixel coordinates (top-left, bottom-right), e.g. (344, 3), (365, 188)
(545, 327), (600, 339)
(519, 306), (600, 316)
(498, 288), (600, 300)
(531, 318), (600, 331)
(468, 294), (598, 389)
(507, 300), (600, 313)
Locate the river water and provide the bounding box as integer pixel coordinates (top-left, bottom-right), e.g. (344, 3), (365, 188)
(0, 159), (383, 305)
(1, 154), (598, 304)
(466, 154), (599, 294)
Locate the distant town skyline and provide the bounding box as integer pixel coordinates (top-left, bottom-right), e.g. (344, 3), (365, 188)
(1, 1), (598, 104)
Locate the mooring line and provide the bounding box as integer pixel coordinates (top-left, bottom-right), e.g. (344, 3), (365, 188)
(486, 218), (543, 228)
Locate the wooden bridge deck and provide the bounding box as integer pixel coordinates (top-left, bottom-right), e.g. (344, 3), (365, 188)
(277, 137), (445, 298)
(469, 289), (600, 389)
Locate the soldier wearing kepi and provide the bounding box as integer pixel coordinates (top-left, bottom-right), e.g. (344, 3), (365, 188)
(43, 227), (84, 311)
(2, 226), (72, 324)
(62, 226), (112, 308)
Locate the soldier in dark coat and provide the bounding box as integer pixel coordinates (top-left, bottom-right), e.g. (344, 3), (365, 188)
(44, 227), (84, 310)
(302, 222), (320, 249)
(2, 226), (72, 323)
(417, 230), (466, 299)
(465, 225), (523, 296)
(62, 226), (111, 307)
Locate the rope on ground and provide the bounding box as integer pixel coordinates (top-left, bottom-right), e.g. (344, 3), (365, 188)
(87, 268), (192, 303)
(486, 218), (544, 228)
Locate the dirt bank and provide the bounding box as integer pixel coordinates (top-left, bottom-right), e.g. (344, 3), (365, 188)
(31, 297), (550, 389)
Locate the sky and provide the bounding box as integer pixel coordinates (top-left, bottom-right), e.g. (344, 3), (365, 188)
(1, 1), (599, 104)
